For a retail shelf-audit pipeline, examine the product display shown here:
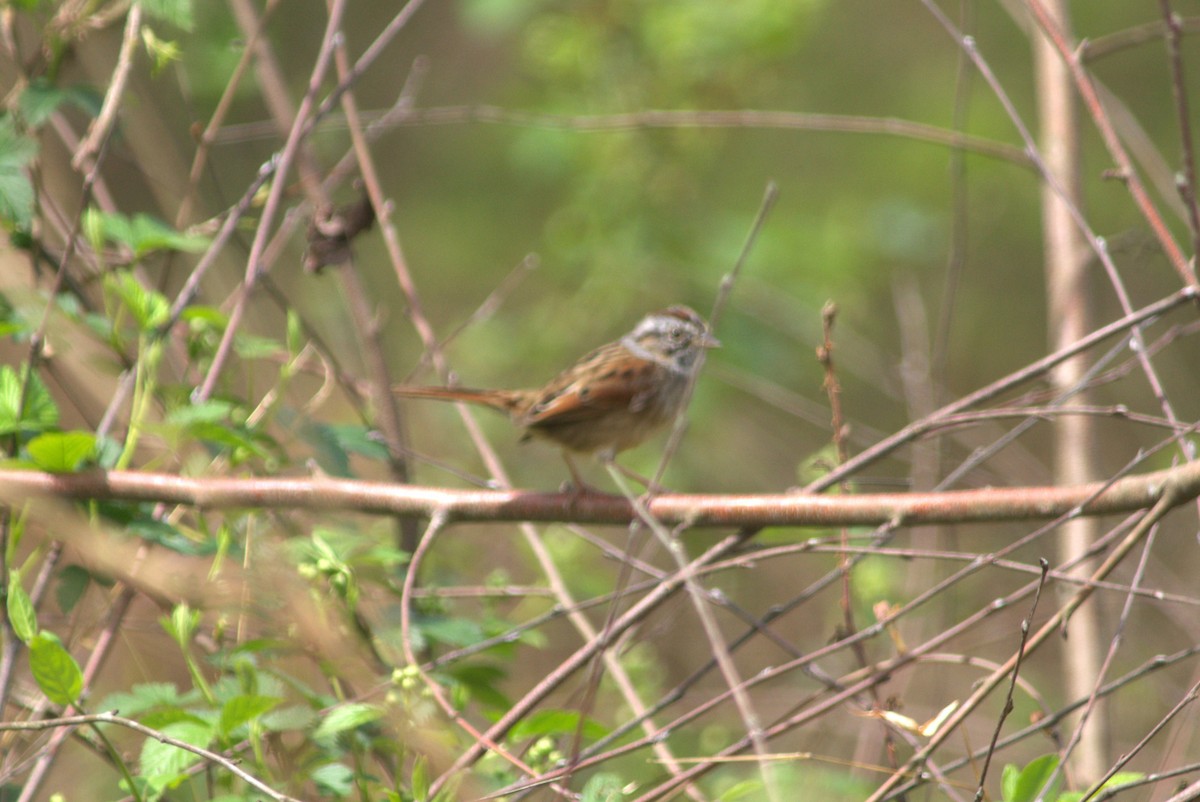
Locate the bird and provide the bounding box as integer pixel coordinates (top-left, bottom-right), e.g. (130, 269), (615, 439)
(393, 305), (719, 489)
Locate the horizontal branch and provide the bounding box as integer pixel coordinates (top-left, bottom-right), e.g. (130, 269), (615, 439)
(3, 460), (1199, 529)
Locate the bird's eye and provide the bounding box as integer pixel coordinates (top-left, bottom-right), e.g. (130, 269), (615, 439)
(669, 327), (685, 342)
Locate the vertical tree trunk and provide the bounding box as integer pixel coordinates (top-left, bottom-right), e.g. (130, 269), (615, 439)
(1033, 0), (1107, 784)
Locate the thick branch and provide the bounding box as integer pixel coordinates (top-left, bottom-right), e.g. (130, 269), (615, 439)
(3, 460), (1199, 528)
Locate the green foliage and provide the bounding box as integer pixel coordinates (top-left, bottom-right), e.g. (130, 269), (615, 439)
(54, 565), (92, 614)
(85, 210), (209, 263)
(581, 773), (630, 802)
(312, 703), (383, 749)
(999, 755), (1145, 802)
(0, 116), (36, 229)
(0, 364), (59, 436)
(140, 0), (195, 30)
(24, 431), (97, 472)
(29, 631), (83, 706)
(17, 78), (102, 127)
(300, 421), (392, 477)
(6, 569), (38, 642)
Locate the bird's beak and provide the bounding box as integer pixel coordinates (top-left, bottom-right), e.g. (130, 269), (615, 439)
(701, 332), (721, 349)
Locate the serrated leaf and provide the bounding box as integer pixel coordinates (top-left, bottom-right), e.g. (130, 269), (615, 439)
(107, 271), (169, 331)
(93, 212), (208, 260)
(97, 682), (182, 717)
(18, 79), (102, 127)
(6, 570), (37, 642)
(218, 694), (282, 737)
(0, 365), (60, 435)
(139, 720), (213, 791)
(313, 703), (382, 743)
(29, 632), (83, 705)
(311, 762), (354, 796)
(261, 704), (317, 733)
(128, 213), (208, 257)
(25, 431), (97, 473)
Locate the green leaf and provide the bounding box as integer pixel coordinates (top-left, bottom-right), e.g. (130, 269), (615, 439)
(715, 779), (765, 801)
(132, 516), (211, 554)
(0, 365), (60, 436)
(94, 211), (209, 259)
(106, 270), (170, 331)
(311, 762), (355, 796)
(139, 720), (214, 792)
(18, 79), (102, 127)
(29, 632), (83, 705)
(233, 333), (283, 360)
(25, 431), (97, 473)
(260, 704), (317, 733)
(218, 694), (282, 737)
(299, 421), (390, 478)
(140, 0), (195, 31)
(312, 702), (382, 745)
(582, 772), (628, 802)
(0, 117), (37, 229)
(55, 565), (92, 614)
(411, 755), (429, 802)
(162, 603), (200, 647)
(509, 708), (608, 742)
(6, 570), (38, 642)
(97, 682), (183, 717)
(1002, 754), (1059, 802)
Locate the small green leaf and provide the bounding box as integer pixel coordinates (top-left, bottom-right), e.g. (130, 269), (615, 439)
(139, 720), (213, 791)
(233, 333), (283, 360)
(107, 270), (170, 331)
(25, 431), (97, 473)
(128, 213), (208, 257)
(97, 682), (184, 718)
(311, 762), (355, 796)
(260, 705), (317, 733)
(140, 0), (195, 31)
(411, 754), (429, 802)
(29, 632), (83, 705)
(92, 211), (208, 260)
(0, 365), (60, 435)
(18, 79), (102, 127)
(162, 604), (200, 647)
(141, 28), (181, 73)
(509, 708), (608, 742)
(218, 694), (282, 737)
(0, 117), (37, 229)
(1004, 754), (1060, 802)
(55, 565), (91, 614)
(715, 779), (764, 801)
(581, 773), (628, 802)
(313, 702), (382, 744)
(6, 570), (38, 642)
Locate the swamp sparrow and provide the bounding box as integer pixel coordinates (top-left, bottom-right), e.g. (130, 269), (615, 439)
(393, 306), (719, 486)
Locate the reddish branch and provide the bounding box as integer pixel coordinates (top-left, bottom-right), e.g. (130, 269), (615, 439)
(3, 458), (1200, 528)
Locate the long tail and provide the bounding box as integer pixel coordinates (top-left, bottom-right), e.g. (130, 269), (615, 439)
(391, 385), (525, 415)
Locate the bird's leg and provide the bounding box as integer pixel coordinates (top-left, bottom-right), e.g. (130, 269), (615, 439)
(559, 452), (608, 496)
